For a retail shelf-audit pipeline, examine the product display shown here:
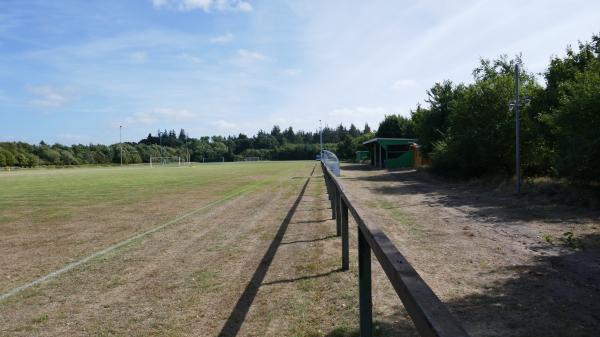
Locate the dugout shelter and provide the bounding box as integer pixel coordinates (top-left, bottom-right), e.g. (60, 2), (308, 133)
(363, 138), (418, 169)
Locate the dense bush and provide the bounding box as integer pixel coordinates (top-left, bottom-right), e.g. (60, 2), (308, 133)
(417, 33), (600, 182)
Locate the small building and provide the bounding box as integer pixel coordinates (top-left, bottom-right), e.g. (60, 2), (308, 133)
(363, 138), (418, 169)
(355, 150), (370, 162)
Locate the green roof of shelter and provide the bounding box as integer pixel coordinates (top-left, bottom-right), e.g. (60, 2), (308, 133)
(362, 138), (417, 146)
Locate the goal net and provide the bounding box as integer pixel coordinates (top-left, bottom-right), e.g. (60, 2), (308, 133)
(150, 156), (181, 167)
(201, 157), (225, 163)
(244, 157), (260, 161)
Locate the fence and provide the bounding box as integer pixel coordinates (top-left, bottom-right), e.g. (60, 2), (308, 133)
(321, 161), (470, 337)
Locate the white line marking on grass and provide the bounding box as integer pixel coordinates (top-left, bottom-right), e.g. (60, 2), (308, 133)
(0, 181), (263, 302)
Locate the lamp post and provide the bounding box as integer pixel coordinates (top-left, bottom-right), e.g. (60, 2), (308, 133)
(185, 132), (190, 164)
(508, 64), (530, 195)
(158, 129), (163, 157)
(514, 64), (520, 194)
(119, 125), (123, 167)
(319, 119), (323, 160)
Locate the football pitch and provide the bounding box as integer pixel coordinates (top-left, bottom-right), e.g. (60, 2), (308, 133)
(0, 162), (314, 295)
(0, 161), (364, 336)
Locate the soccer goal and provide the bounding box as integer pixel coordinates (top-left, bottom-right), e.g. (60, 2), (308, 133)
(201, 157), (225, 163)
(150, 156), (181, 167)
(244, 156), (260, 161)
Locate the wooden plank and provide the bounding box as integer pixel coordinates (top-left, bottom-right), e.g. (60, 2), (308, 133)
(321, 163), (470, 337)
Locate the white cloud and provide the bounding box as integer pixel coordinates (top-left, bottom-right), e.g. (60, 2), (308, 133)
(236, 1), (252, 12)
(213, 119), (238, 130)
(210, 33), (234, 44)
(237, 49), (265, 60)
(329, 106), (386, 117)
(391, 79), (417, 90)
(151, 0), (168, 7)
(177, 52), (202, 63)
(124, 108), (197, 125)
(233, 49), (266, 66)
(27, 85), (71, 107)
(283, 68), (301, 76)
(129, 51), (148, 63)
(151, 0), (252, 12)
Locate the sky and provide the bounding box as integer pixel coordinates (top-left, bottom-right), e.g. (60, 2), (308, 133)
(0, 0), (599, 145)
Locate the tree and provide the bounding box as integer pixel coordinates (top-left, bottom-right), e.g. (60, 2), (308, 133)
(375, 115), (415, 138)
(178, 129), (187, 142)
(235, 133), (252, 153)
(270, 125), (284, 144)
(541, 36), (600, 180)
(412, 81), (461, 155)
(336, 134), (357, 160)
(431, 57), (540, 178)
(283, 127), (296, 143)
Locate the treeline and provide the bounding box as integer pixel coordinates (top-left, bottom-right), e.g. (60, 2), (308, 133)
(373, 33), (600, 182)
(2, 33), (599, 183)
(0, 124), (373, 167)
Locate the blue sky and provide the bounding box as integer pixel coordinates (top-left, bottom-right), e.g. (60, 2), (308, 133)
(1, 0), (599, 144)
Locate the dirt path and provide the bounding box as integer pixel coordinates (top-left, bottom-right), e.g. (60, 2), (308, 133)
(338, 164), (600, 337)
(0, 165), (363, 337)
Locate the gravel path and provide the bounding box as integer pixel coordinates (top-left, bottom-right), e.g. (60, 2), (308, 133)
(338, 164), (600, 337)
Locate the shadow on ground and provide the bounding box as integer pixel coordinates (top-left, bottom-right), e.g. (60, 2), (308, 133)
(341, 164), (600, 226)
(221, 164), (600, 337)
(217, 168), (314, 337)
(323, 235), (600, 337)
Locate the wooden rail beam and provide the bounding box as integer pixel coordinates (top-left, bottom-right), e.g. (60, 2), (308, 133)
(321, 162), (470, 337)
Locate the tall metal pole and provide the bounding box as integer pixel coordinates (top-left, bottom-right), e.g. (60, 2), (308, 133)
(514, 64), (521, 194)
(158, 129), (163, 157)
(185, 132), (190, 164)
(119, 125), (123, 166)
(319, 119), (323, 159)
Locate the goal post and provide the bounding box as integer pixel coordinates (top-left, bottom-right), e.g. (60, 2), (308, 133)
(150, 156), (181, 167)
(201, 156), (225, 163)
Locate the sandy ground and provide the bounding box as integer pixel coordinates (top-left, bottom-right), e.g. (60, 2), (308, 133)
(338, 164), (600, 337)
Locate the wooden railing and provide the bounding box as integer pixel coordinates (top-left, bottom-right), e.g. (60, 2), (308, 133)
(321, 162), (470, 337)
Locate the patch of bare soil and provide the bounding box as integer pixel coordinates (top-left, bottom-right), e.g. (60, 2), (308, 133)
(338, 164), (600, 337)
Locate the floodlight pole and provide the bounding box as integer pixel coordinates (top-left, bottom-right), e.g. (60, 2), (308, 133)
(319, 119), (323, 159)
(158, 129), (163, 157)
(119, 125), (123, 167)
(514, 64), (521, 195)
(185, 132), (190, 164)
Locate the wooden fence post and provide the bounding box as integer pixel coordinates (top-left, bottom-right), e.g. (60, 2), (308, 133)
(358, 228), (373, 337)
(341, 199), (349, 271)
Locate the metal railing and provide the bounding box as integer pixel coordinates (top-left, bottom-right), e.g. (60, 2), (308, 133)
(322, 150), (340, 177)
(321, 162), (470, 337)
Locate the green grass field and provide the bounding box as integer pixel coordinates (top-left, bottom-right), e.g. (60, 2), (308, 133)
(0, 161), (315, 294)
(0, 162), (310, 222)
(0, 160), (370, 337)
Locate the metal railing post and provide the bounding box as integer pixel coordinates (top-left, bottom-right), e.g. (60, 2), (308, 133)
(341, 199), (349, 271)
(358, 228), (373, 337)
